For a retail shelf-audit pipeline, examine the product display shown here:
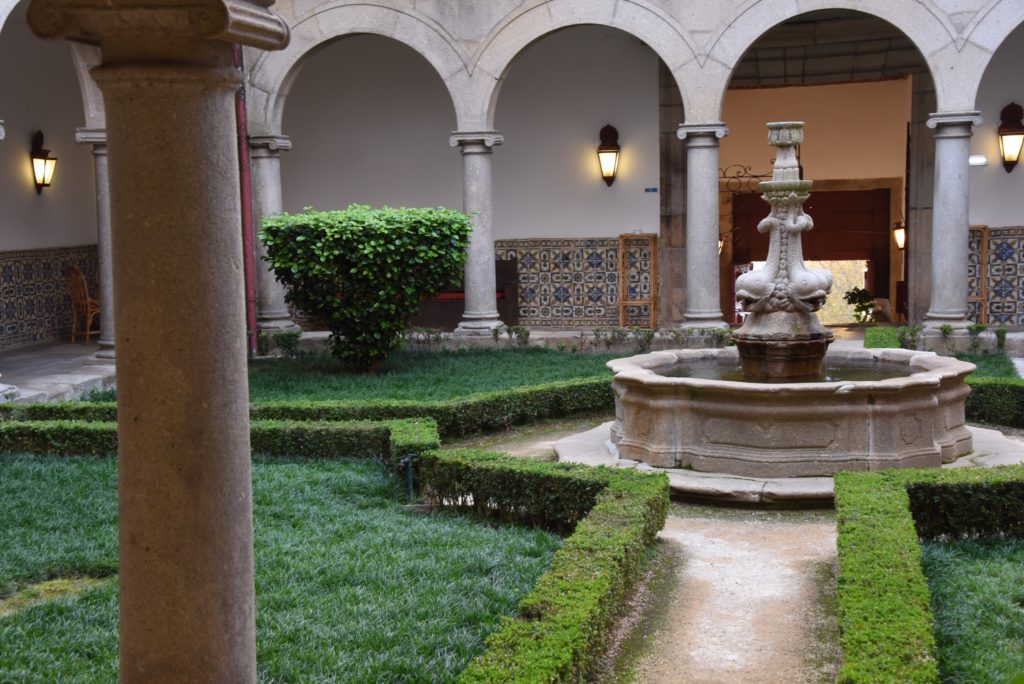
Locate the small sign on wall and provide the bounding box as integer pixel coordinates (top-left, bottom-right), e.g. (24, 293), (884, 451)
(644, 187), (658, 193)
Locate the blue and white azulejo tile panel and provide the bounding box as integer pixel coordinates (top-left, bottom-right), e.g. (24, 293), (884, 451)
(0, 245), (98, 349)
(495, 238), (653, 327)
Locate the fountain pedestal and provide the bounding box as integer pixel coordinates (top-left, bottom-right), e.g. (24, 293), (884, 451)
(732, 122), (833, 380)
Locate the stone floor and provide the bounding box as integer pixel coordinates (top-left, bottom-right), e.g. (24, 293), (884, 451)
(0, 340), (114, 403)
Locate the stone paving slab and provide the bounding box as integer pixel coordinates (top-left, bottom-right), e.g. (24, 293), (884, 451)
(0, 341), (115, 404)
(555, 422), (1024, 505)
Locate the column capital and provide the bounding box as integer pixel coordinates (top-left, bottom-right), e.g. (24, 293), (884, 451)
(450, 130), (503, 149)
(677, 122), (729, 141)
(74, 127), (106, 146)
(249, 134), (292, 154)
(926, 111), (982, 131)
(28, 0), (289, 50)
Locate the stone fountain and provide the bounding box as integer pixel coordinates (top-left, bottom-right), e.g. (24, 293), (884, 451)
(607, 122), (974, 478)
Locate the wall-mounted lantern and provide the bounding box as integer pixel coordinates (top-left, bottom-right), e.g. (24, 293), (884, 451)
(597, 124), (620, 187)
(998, 103), (1024, 173)
(893, 223), (906, 251)
(30, 131), (57, 194)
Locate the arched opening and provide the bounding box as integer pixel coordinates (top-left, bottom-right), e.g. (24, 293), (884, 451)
(0, 0), (96, 350)
(493, 25), (662, 328)
(717, 10), (933, 325)
(967, 21), (1024, 326)
(280, 34), (460, 213)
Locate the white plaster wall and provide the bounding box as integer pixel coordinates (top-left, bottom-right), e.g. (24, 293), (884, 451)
(281, 35), (461, 213)
(721, 78), (912, 181)
(0, 1), (95, 251)
(494, 26), (660, 239)
(969, 22), (1024, 228)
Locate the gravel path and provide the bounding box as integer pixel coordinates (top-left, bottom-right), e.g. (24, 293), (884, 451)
(472, 422), (843, 683)
(624, 505), (840, 684)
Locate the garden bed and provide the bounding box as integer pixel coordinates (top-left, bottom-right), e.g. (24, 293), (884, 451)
(0, 455), (560, 682)
(833, 466), (1024, 683)
(0, 412), (670, 682)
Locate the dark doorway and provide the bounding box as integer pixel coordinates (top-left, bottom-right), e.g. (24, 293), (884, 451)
(728, 188), (891, 309)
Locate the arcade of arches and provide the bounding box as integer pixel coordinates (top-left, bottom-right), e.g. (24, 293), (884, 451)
(3, 2), (1024, 349)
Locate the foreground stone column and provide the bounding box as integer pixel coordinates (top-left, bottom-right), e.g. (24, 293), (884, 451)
(250, 135), (298, 331)
(450, 131), (503, 335)
(677, 123), (729, 328)
(29, 1), (288, 681)
(75, 128), (115, 359)
(924, 112), (981, 329)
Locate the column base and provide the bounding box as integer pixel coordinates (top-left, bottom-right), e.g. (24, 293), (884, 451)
(93, 341), (116, 360)
(922, 314), (970, 330)
(454, 316), (504, 337)
(680, 315), (728, 330)
(257, 315), (301, 332)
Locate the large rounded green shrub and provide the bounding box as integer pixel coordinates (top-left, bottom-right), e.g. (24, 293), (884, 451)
(260, 205), (472, 371)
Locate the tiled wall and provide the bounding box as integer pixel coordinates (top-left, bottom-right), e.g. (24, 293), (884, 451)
(969, 226), (1024, 325)
(0, 245), (98, 349)
(495, 237), (654, 328)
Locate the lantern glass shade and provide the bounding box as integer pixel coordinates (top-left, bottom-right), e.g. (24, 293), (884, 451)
(32, 156), (56, 189)
(893, 225), (906, 250)
(998, 103), (1024, 173)
(29, 131), (56, 194)
(598, 148), (619, 184)
(999, 132), (1024, 167)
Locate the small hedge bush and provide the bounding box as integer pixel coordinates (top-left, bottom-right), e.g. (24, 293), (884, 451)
(260, 205), (473, 372)
(420, 448), (669, 682)
(964, 376), (1024, 427)
(0, 419), (441, 462)
(6, 377), (615, 440)
(834, 466), (1024, 683)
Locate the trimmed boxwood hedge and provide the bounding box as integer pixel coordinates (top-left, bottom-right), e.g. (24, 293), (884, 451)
(0, 376), (615, 440)
(420, 448), (669, 682)
(963, 376), (1024, 427)
(834, 465), (1024, 684)
(0, 418), (438, 462)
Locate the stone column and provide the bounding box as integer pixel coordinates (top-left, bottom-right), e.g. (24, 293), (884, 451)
(450, 131), (504, 335)
(28, 1), (288, 681)
(677, 123), (729, 328)
(75, 128), (115, 359)
(923, 112), (982, 329)
(249, 135), (298, 331)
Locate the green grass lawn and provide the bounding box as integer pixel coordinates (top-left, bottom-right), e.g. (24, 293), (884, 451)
(247, 347), (618, 402)
(956, 351), (1021, 379)
(0, 456), (560, 682)
(921, 537), (1024, 683)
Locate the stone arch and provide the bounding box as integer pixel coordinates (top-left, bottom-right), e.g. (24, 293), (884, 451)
(245, 2), (469, 135)
(2, 0), (104, 129)
(958, 2), (1024, 110)
(69, 43), (104, 129)
(701, 1), (952, 120)
(0, 0), (18, 32)
(471, 0), (698, 129)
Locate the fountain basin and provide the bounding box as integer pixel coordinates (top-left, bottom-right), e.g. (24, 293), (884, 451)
(608, 347), (974, 478)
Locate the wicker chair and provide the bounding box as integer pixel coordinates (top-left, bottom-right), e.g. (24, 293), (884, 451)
(66, 265), (100, 343)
